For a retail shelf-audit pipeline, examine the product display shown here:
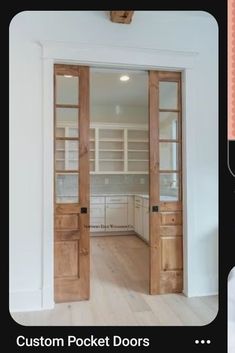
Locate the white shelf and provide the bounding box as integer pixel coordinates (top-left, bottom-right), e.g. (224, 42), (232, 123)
(128, 159), (149, 162)
(99, 149), (124, 152)
(99, 138), (123, 142)
(99, 159), (124, 162)
(128, 149), (148, 152)
(128, 139), (148, 143)
(56, 125), (149, 174)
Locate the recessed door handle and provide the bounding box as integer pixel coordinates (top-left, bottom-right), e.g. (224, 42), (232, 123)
(81, 207), (87, 214)
(152, 205), (159, 212)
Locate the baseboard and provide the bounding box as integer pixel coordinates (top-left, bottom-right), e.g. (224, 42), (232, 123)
(9, 289), (42, 313)
(183, 289), (218, 297)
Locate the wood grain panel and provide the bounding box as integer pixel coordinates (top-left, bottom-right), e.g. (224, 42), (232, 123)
(110, 11), (134, 24)
(54, 277), (89, 303)
(55, 230), (80, 241)
(160, 202), (182, 212)
(56, 203), (80, 214)
(54, 64), (79, 76)
(55, 215), (78, 229)
(161, 237), (183, 270)
(160, 225), (182, 236)
(55, 241), (79, 278)
(158, 71), (181, 81)
(160, 270), (183, 293)
(77, 66), (90, 300)
(160, 212), (182, 225)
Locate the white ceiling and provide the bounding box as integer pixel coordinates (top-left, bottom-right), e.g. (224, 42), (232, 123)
(90, 69), (148, 106)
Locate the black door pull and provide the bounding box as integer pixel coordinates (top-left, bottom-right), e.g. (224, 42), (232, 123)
(81, 207), (87, 214)
(152, 205), (159, 212)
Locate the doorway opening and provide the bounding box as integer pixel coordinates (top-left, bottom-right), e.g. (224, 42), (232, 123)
(90, 68), (150, 295)
(54, 64), (183, 303)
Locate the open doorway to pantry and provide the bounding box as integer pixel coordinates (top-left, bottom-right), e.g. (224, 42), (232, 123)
(54, 64), (183, 302)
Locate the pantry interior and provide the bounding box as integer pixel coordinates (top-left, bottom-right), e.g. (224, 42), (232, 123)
(89, 68), (150, 240)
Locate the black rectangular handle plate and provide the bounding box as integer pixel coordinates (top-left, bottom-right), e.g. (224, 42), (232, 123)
(81, 207), (87, 214)
(152, 205), (159, 212)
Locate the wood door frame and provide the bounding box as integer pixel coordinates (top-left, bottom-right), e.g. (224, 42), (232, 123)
(41, 43), (197, 308)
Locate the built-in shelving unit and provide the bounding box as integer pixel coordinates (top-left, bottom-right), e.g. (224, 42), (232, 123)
(56, 123), (149, 174)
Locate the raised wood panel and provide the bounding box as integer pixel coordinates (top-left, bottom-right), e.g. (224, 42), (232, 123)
(55, 230), (80, 241)
(160, 225), (182, 236)
(161, 237), (183, 270)
(55, 215), (78, 230)
(55, 241), (79, 278)
(56, 203), (80, 214)
(160, 202), (182, 212)
(54, 277), (88, 303)
(160, 270), (183, 294)
(160, 212), (182, 225)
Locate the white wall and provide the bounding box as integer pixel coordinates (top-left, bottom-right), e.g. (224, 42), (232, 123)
(10, 11), (218, 311)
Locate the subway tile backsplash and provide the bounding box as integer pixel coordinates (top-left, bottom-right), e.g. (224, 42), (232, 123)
(91, 175), (149, 194)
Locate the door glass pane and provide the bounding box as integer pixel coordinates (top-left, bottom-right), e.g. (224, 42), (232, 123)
(160, 173), (179, 201)
(56, 173), (79, 203)
(159, 81), (178, 109)
(56, 108), (79, 137)
(160, 142), (178, 170)
(56, 75), (79, 105)
(159, 112), (178, 139)
(55, 140), (79, 171)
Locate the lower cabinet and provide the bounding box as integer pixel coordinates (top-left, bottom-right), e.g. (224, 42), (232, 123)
(106, 203), (128, 231)
(90, 195), (149, 241)
(90, 199), (105, 232)
(142, 203), (149, 242)
(134, 196), (143, 236)
(134, 196), (149, 243)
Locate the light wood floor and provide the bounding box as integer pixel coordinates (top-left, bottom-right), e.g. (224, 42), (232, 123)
(11, 235), (218, 326)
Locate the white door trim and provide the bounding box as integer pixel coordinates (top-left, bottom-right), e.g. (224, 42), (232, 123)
(40, 40), (198, 308)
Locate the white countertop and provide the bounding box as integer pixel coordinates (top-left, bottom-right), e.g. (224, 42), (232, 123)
(91, 194), (177, 201)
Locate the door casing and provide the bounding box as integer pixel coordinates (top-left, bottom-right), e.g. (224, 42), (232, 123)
(41, 42), (196, 308)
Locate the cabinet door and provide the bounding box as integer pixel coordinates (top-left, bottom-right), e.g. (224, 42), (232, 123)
(106, 204), (128, 231)
(127, 196), (134, 230)
(90, 217), (106, 232)
(143, 206), (149, 242)
(134, 205), (143, 235)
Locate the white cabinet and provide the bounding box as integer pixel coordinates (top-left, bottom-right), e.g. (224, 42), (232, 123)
(106, 196), (128, 231)
(142, 199), (149, 242)
(134, 196), (149, 243)
(127, 196), (134, 231)
(134, 196), (143, 236)
(106, 203), (128, 231)
(90, 198), (105, 233)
